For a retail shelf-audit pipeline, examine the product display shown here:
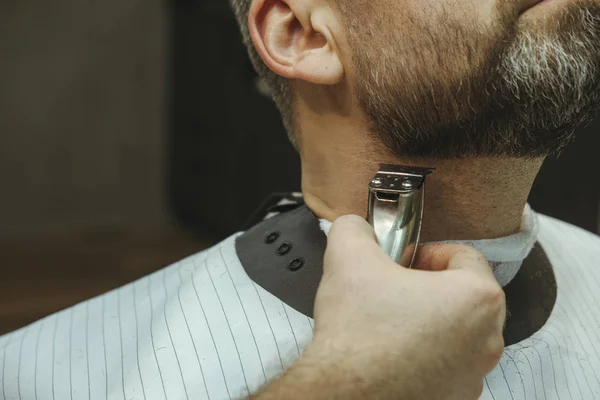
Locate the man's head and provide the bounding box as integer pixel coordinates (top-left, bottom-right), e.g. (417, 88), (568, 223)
(231, 0), (600, 158)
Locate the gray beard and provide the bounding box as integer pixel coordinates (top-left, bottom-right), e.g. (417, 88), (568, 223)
(356, 1), (600, 159)
(493, 4), (600, 155)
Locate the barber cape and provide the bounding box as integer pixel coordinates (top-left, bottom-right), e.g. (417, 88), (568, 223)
(1, 197), (600, 400)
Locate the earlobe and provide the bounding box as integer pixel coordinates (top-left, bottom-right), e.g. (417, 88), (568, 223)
(248, 0), (344, 85)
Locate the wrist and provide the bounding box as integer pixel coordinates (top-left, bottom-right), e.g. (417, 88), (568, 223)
(298, 335), (404, 398)
(252, 336), (381, 400)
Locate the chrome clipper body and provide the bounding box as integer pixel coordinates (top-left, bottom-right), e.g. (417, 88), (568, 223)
(367, 165), (434, 267)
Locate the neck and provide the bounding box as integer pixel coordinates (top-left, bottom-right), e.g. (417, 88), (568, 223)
(297, 90), (543, 242)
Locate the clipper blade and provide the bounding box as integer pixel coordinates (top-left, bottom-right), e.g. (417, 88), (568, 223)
(367, 165), (434, 267)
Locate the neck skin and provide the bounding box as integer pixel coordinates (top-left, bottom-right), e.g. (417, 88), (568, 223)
(296, 83), (544, 242)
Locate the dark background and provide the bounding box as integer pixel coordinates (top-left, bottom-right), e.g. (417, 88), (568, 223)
(0, 0), (598, 335)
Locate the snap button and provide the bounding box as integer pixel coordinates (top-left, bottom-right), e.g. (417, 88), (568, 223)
(276, 242), (292, 256)
(265, 231), (280, 244)
(288, 257), (305, 271)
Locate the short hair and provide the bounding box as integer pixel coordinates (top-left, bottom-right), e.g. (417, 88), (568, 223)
(229, 0), (297, 143)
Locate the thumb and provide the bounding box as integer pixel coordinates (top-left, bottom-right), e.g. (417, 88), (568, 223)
(414, 244), (495, 280)
(324, 215), (397, 274)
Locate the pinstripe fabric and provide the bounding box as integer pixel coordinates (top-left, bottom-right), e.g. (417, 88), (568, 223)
(1, 214), (598, 400)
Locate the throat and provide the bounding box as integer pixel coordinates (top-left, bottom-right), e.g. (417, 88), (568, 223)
(302, 156), (544, 242)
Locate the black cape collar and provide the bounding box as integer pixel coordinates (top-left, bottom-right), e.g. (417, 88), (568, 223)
(235, 202), (557, 346)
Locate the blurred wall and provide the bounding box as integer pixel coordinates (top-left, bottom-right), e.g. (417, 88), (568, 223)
(0, 1), (168, 236)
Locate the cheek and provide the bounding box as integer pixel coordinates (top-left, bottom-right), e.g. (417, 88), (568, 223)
(411, 0), (514, 35)
(437, 0), (514, 22)
(475, 0), (506, 22)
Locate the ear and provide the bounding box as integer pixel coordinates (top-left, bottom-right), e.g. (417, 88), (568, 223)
(248, 0), (344, 85)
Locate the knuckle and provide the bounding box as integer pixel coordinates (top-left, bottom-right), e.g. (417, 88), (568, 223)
(491, 342), (505, 363)
(488, 285), (506, 309)
(483, 335), (505, 371)
(484, 353), (503, 373)
(473, 279), (505, 309)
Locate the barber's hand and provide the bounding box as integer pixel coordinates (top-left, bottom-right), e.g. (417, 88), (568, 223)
(310, 215), (506, 400)
(252, 215), (505, 400)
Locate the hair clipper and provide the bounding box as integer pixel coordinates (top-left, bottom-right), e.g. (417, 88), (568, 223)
(367, 165), (434, 267)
